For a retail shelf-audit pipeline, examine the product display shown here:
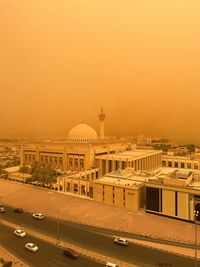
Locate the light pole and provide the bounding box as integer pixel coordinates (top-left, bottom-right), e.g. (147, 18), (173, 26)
(57, 210), (60, 246)
(56, 210), (60, 265)
(194, 210), (199, 267)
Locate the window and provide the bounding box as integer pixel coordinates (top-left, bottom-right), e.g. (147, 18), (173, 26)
(69, 159), (73, 169)
(81, 185), (86, 195)
(174, 162), (178, 168)
(74, 184), (78, 193)
(146, 187), (161, 212)
(168, 161), (172, 167)
(187, 163), (191, 169)
(122, 162), (125, 169)
(66, 183), (70, 192)
(180, 162), (185, 168)
(194, 164), (199, 170)
(80, 160), (84, 170)
(75, 160), (78, 169)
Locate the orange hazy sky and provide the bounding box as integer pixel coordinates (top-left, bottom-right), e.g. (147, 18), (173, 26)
(0, 1), (200, 143)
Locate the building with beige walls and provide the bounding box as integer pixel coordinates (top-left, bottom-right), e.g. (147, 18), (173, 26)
(95, 149), (162, 176)
(20, 108), (134, 173)
(20, 135), (132, 173)
(57, 168), (98, 198)
(93, 170), (145, 210)
(146, 168), (200, 221)
(162, 154), (200, 170)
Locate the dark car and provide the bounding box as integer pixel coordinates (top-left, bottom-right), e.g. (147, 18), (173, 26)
(63, 248), (79, 259)
(0, 206), (5, 213)
(14, 208), (23, 213)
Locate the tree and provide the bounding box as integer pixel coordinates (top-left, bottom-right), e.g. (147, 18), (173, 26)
(19, 165), (31, 174)
(31, 162), (57, 186)
(187, 144), (195, 153)
(3, 261), (12, 267)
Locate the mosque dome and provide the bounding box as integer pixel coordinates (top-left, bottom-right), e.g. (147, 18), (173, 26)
(68, 123), (98, 143)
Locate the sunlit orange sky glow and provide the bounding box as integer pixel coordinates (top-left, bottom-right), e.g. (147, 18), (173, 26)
(0, 1), (200, 143)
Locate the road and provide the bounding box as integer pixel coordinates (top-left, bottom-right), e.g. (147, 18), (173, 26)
(0, 223), (104, 267)
(1, 205), (199, 267)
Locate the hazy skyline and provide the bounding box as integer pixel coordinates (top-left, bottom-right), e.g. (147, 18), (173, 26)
(0, 1), (200, 143)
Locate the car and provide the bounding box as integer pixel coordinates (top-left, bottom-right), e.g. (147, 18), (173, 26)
(105, 262), (119, 267)
(14, 208), (23, 213)
(32, 213), (44, 220)
(114, 237), (128, 246)
(25, 243), (38, 252)
(63, 248), (79, 259)
(14, 229), (26, 237)
(0, 206), (5, 213)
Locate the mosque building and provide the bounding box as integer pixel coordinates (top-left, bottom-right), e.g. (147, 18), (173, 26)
(20, 108), (135, 173)
(19, 108), (163, 211)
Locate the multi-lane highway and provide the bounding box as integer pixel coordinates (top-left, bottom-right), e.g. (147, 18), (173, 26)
(0, 205), (199, 267)
(0, 223), (104, 267)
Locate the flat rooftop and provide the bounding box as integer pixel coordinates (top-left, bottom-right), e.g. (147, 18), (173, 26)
(95, 149), (162, 161)
(95, 176), (143, 188)
(99, 168), (200, 189)
(162, 155), (191, 159)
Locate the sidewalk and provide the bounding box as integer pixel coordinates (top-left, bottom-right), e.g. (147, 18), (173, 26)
(0, 245), (28, 267)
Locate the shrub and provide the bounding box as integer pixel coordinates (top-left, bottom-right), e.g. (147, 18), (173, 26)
(3, 261), (12, 267)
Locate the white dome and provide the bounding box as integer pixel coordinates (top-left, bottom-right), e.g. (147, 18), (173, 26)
(68, 123), (98, 143)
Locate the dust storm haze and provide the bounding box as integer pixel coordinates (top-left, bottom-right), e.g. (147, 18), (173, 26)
(0, 1), (200, 143)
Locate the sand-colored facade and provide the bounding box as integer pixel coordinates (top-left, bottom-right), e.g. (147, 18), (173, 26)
(93, 176), (145, 210)
(20, 140), (133, 172)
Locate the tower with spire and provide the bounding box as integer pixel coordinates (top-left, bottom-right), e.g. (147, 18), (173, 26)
(98, 106), (106, 140)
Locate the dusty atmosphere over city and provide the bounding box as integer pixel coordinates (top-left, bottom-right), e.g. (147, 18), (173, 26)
(0, 1), (200, 143)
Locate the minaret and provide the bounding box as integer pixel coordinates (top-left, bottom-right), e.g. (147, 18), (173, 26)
(98, 106), (105, 140)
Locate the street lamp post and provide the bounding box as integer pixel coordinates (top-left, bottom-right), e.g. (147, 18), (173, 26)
(57, 211), (60, 245)
(194, 210), (199, 267)
(56, 210), (60, 265)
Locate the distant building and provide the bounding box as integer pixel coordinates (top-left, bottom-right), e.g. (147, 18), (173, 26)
(167, 147), (189, 156)
(162, 154), (200, 170)
(136, 135), (152, 145)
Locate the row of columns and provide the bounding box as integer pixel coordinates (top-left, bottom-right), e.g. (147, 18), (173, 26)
(98, 152), (162, 176)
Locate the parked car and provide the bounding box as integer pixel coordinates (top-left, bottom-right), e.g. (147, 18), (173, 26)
(114, 237), (128, 246)
(14, 229), (26, 237)
(0, 206), (5, 213)
(63, 248), (79, 259)
(32, 213), (44, 220)
(25, 243), (38, 252)
(14, 208), (23, 213)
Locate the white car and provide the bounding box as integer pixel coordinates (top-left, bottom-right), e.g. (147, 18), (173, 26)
(114, 237), (128, 246)
(106, 263), (119, 267)
(32, 213), (44, 220)
(25, 243), (38, 252)
(14, 229), (26, 237)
